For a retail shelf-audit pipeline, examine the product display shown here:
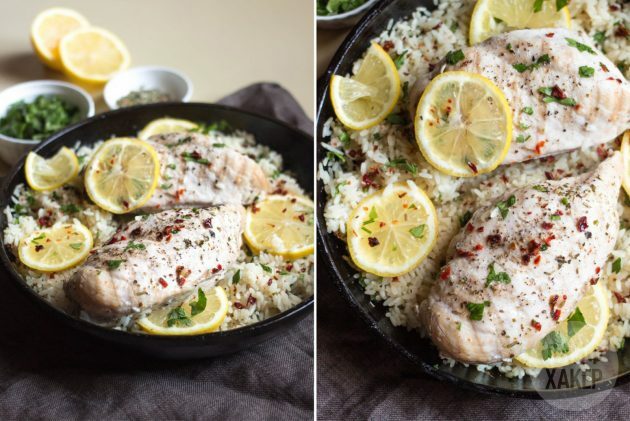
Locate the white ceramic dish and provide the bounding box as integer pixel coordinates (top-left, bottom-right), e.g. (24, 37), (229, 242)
(317, 0), (379, 29)
(103, 66), (193, 110)
(0, 80), (94, 165)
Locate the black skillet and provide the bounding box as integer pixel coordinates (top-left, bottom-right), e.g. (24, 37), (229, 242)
(317, 0), (630, 398)
(0, 102), (313, 359)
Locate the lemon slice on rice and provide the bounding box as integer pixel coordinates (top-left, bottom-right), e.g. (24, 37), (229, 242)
(469, 0), (571, 45)
(621, 131), (630, 197)
(414, 71), (512, 177)
(137, 286), (229, 335)
(84, 137), (159, 214)
(516, 282), (609, 369)
(25, 146), (80, 192)
(30, 7), (89, 70)
(138, 118), (199, 140)
(244, 195), (314, 259)
(330, 42), (401, 130)
(347, 180), (438, 277)
(18, 222), (93, 272)
(59, 27), (130, 84)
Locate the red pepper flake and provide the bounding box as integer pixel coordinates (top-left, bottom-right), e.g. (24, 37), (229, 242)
(614, 291), (626, 303)
(543, 234), (556, 246)
(550, 294), (559, 308)
(534, 141), (545, 155)
(610, 4), (620, 11)
(158, 277), (168, 288)
(551, 85), (566, 99)
(267, 279), (273, 286)
(590, 277), (599, 285)
(35, 245), (44, 252)
(528, 240), (541, 254)
(234, 302), (244, 309)
(544, 171), (555, 180)
(247, 295), (257, 306)
(600, 62), (609, 72)
(286, 263), (293, 271)
(456, 249), (475, 258)
(534, 255), (541, 265)
(467, 160), (478, 174)
(298, 214), (305, 222)
(120, 235), (127, 241)
(37, 216), (52, 227)
(439, 266), (451, 281)
(476, 226), (484, 233)
(211, 264), (223, 274)
(595, 266), (601, 274)
(541, 222), (553, 230)
(545, 32), (555, 38)
(576, 216), (588, 232)
(379, 222), (386, 228)
(381, 40), (394, 51)
(361, 168), (380, 189)
(531, 320), (542, 331)
(122, 200), (129, 209)
(251, 205), (260, 214)
(130, 227), (142, 237)
(521, 254), (531, 265)
(466, 223), (474, 233)
(552, 309), (561, 321)
(177, 277), (186, 286)
(368, 237), (380, 247)
(174, 218), (184, 223)
(596, 144), (609, 160)
(474, 244), (484, 251)
(203, 218), (213, 228)
(486, 234), (502, 247)
(615, 24), (629, 38)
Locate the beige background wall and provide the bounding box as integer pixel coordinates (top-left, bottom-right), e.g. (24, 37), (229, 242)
(0, 0), (314, 117)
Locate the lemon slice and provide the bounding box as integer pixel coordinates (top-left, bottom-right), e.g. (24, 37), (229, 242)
(469, 0), (572, 45)
(59, 27), (130, 84)
(138, 118), (199, 140)
(244, 195), (314, 259)
(621, 131), (630, 197)
(347, 180), (438, 277)
(30, 8), (89, 70)
(84, 137), (159, 214)
(24, 146), (79, 192)
(18, 222), (93, 272)
(516, 282), (609, 368)
(330, 42), (401, 130)
(414, 71), (512, 177)
(137, 286), (229, 335)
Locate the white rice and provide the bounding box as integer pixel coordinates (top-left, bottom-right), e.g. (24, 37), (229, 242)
(3, 128), (313, 332)
(319, 0), (629, 378)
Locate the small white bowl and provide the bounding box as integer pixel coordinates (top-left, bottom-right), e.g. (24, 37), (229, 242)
(103, 66), (193, 110)
(317, 0), (379, 30)
(0, 80), (95, 164)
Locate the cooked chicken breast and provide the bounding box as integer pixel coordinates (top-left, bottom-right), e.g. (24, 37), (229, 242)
(141, 132), (270, 212)
(411, 28), (629, 164)
(65, 205), (244, 320)
(420, 153), (622, 363)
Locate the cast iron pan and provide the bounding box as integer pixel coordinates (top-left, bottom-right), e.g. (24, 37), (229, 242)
(0, 102), (313, 359)
(317, 0), (630, 398)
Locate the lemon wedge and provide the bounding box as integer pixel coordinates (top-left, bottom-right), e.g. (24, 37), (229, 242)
(469, 0), (571, 45)
(25, 146), (79, 192)
(244, 195), (314, 259)
(347, 180), (438, 277)
(137, 286), (229, 335)
(414, 71), (512, 177)
(138, 118), (199, 140)
(59, 27), (130, 84)
(516, 282), (609, 368)
(84, 137), (159, 214)
(330, 42), (401, 130)
(30, 7), (89, 70)
(621, 131), (629, 197)
(18, 222), (93, 272)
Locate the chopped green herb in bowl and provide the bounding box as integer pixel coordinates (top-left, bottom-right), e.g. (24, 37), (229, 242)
(317, 0), (368, 16)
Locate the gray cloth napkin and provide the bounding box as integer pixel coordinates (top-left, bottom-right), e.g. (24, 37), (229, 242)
(0, 83), (313, 421)
(317, 259), (630, 420)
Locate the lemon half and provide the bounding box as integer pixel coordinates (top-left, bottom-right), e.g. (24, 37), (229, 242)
(469, 0), (571, 45)
(415, 71), (512, 177)
(25, 146), (79, 191)
(138, 118), (199, 140)
(330, 42), (401, 130)
(137, 286), (229, 335)
(621, 131), (629, 197)
(244, 195), (314, 259)
(84, 137), (159, 214)
(18, 222), (93, 272)
(516, 282), (609, 368)
(347, 181), (438, 277)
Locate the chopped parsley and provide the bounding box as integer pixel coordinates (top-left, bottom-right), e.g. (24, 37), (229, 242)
(533, 185), (549, 192)
(232, 269), (241, 284)
(512, 54), (550, 73)
(394, 50), (408, 69)
(579, 66), (595, 77)
(550, 214), (561, 221)
(445, 49), (465, 65)
(506, 43), (514, 53)
(322, 143), (345, 163)
(385, 158), (417, 175)
(31, 233), (45, 244)
(459, 210), (473, 227)
(124, 241), (146, 252)
(541, 331), (569, 360)
(567, 307), (586, 337)
(522, 106), (534, 115)
(69, 243), (83, 250)
(107, 259), (125, 269)
(612, 257), (622, 274)
(516, 134), (531, 143)
(60, 203), (81, 214)
(538, 87), (577, 106)
(533, 0), (544, 12)
(517, 122), (530, 130)
(189, 288), (207, 316)
(556, 0), (568, 10)
(160, 183), (172, 190)
(181, 152), (210, 164)
(593, 31), (606, 45)
(338, 131), (350, 146)
(466, 301), (490, 321)
(260, 264), (272, 273)
(496, 195), (516, 219)
(334, 181), (348, 197)
(167, 307), (192, 327)
(485, 263), (511, 287)
(561, 197), (570, 207)
(566, 37), (596, 54)
(409, 224), (426, 239)
(166, 163), (176, 170)
(193, 120), (231, 134)
(166, 136), (192, 148)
